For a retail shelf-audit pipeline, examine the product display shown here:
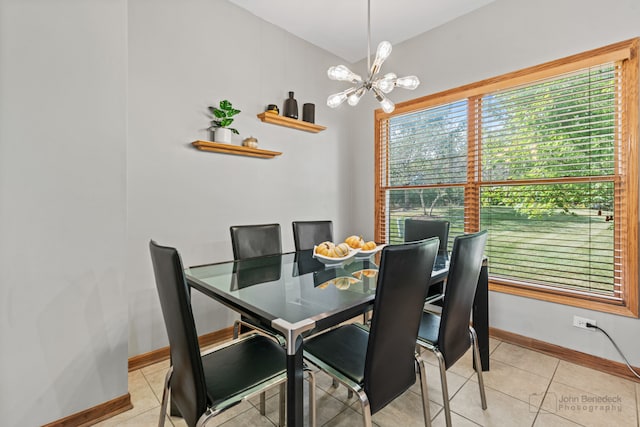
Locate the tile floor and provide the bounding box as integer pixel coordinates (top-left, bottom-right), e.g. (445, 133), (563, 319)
(95, 337), (640, 427)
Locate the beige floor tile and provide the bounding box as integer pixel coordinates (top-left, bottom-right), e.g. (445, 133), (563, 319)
(94, 404), (168, 427)
(170, 415), (188, 427)
(140, 358), (170, 376)
(93, 338), (640, 427)
(312, 370), (359, 404)
(126, 371), (162, 415)
(450, 379), (538, 426)
(217, 405), (279, 426)
(473, 359), (551, 406)
(409, 362), (468, 406)
(142, 366), (170, 402)
(430, 410), (482, 427)
(247, 383), (285, 408)
(420, 347), (478, 379)
(367, 389), (437, 427)
(489, 337), (502, 354)
(534, 411), (584, 426)
(131, 372), (257, 426)
(321, 406), (380, 427)
(541, 380), (636, 427)
(254, 384), (350, 427)
(98, 406), (171, 426)
(491, 342), (559, 379)
(448, 350), (478, 379)
(250, 384), (298, 424)
(94, 371), (161, 426)
(128, 370), (153, 393)
(553, 361), (637, 410)
(178, 400), (254, 427)
(239, 393), (284, 425)
(348, 385), (443, 424)
(309, 388), (354, 427)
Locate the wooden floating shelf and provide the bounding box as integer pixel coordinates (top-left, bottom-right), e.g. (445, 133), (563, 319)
(257, 112), (326, 133)
(192, 140), (282, 159)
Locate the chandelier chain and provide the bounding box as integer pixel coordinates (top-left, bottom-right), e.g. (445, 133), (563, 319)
(367, 0), (371, 73)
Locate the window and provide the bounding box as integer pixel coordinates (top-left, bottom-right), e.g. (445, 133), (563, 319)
(375, 39), (639, 316)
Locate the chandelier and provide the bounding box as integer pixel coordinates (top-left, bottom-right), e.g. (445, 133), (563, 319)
(326, 0), (420, 113)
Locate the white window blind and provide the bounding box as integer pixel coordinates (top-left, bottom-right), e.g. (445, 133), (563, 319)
(480, 64), (620, 299)
(375, 39), (638, 314)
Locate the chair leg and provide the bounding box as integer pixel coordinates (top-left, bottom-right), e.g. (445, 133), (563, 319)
(158, 367), (173, 427)
(356, 389), (373, 427)
(232, 319), (241, 339)
(306, 369), (317, 427)
(332, 378), (339, 388)
(259, 391), (266, 415)
(415, 356), (432, 427)
(434, 350), (452, 427)
(278, 383), (286, 427)
(470, 327), (488, 410)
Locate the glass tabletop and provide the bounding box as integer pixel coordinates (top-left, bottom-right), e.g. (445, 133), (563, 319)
(185, 250), (449, 328)
(186, 250), (381, 325)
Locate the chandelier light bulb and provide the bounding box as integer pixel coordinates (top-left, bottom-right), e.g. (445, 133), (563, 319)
(373, 87), (395, 113)
(347, 87), (367, 106)
(327, 65), (362, 83)
(380, 98), (395, 113)
(327, 90), (350, 108)
(375, 41), (393, 63)
(374, 73), (397, 94)
(396, 75), (420, 90)
(370, 41), (393, 75)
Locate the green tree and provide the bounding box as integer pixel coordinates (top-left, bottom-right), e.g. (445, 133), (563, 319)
(480, 66), (616, 217)
(388, 101), (467, 213)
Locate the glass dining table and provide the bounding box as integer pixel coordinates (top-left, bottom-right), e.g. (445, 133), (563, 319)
(185, 249), (489, 427)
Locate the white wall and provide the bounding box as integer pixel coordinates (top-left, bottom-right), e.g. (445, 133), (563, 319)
(348, 0), (640, 365)
(0, 0), (128, 425)
(126, 0), (354, 356)
(0, 0), (356, 423)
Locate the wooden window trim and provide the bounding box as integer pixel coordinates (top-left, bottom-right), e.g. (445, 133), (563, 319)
(374, 38), (639, 317)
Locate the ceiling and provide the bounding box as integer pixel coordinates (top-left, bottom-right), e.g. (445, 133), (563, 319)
(229, 0), (496, 63)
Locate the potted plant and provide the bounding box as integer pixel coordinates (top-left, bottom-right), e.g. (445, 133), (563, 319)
(208, 100), (241, 144)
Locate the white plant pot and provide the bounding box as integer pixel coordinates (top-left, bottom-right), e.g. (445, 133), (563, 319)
(214, 128), (232, 144)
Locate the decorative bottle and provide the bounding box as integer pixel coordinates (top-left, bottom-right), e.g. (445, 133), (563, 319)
(302, 103), (315, 123)
(283, 91), (298, 119)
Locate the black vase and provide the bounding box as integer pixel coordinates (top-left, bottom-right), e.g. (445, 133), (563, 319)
(283, 91), (298, 119)
(302, 103), (315, 123)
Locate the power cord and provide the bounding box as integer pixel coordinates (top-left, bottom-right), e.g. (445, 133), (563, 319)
(586, 322), (640, 380)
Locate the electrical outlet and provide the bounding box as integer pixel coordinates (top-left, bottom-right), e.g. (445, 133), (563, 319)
(573, 315), (596, 330)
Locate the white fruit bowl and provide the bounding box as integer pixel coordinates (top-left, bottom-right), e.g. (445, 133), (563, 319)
(312, 247), (359, 265)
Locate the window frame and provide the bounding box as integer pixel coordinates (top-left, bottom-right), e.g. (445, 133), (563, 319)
(374, 38), (639, 317)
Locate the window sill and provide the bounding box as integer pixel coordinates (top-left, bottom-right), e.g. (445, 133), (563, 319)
(489, 280), (639, 318)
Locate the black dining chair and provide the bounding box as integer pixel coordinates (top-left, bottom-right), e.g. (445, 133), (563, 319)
(149, 240), (298, 427)
(416, 230), (488, 427)
(230, 223), (282, 260)
(404, 218), (450, 304)
(292, 220), (333, 251)
(228, 223), (287, 415)
(229, 223), (283, 339)
(304, 238), (440, 427)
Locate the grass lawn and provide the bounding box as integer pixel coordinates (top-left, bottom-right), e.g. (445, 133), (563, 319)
(387, 206), (615, 294)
